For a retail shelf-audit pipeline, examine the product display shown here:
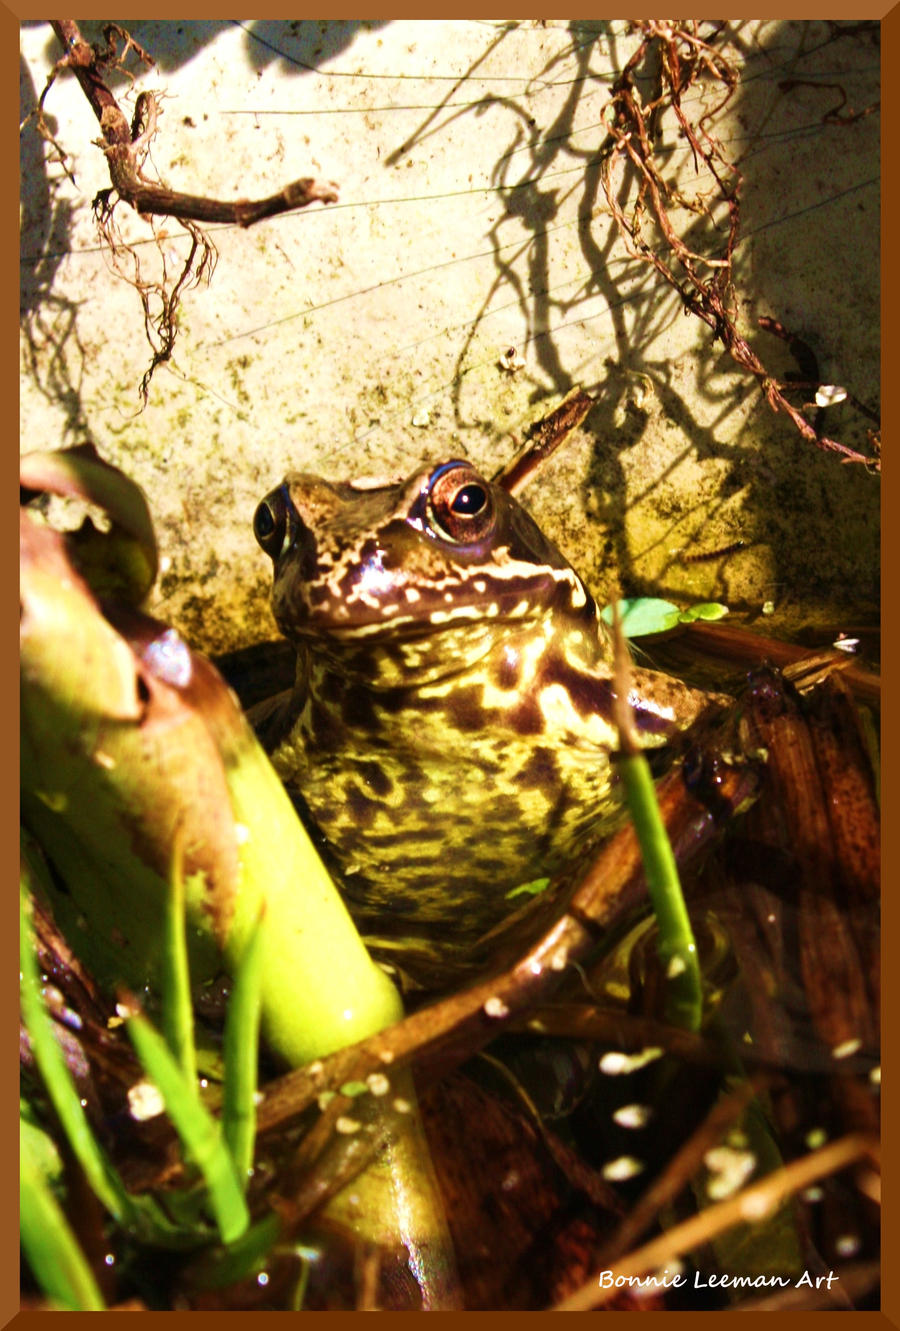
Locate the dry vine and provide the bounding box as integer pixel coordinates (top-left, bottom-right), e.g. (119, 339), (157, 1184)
(26, 20), (339, 400)
(599, 20), (879, 471)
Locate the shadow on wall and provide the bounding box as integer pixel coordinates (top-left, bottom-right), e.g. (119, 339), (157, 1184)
(20, 51), (86, 439)
(368, 18), (880, 619)
(21, 20), (391, 78)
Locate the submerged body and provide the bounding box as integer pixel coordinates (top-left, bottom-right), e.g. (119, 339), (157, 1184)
(253, 459), (713, 954)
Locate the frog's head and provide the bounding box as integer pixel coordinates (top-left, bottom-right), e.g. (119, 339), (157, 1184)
(254, 460), (603, 676)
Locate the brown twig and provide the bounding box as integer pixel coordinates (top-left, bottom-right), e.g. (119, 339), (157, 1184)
(599, 22), (879, 471)
(48, 21), (338, 227)
(39, 21), (338, 399)
(553, 1133), (879, 1311)
(590, 1074), (772, 1268)
(492, 388), (595, 494)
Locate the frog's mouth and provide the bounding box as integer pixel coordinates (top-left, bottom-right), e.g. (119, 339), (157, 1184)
(275, 546), (593, 644)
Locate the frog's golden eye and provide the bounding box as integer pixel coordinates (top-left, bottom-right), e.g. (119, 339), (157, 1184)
(253, 486), (293, 560)
(426, 463), (495, 544)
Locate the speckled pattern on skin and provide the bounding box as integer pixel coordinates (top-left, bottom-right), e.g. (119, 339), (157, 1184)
(252, 459), (716, 958)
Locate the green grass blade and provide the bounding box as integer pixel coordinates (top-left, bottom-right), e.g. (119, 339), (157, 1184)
(162, 827), (197, 1086)
(222, 912), (265, 1189)
(21, 855), (207, 1248)
(125, 1009), (250, 1244)
(187, 1213), (284, 1290)
(20, 1148), (106, 1310)
(618, 751), (702, 1030)
(20, 887), (144, 1229)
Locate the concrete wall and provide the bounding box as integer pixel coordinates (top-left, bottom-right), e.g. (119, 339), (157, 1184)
(20, 20), (879, 654)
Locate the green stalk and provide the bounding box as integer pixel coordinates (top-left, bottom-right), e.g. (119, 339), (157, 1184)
(20, 1155), (106, 1311)
(124, 1010), (250, 1245)
(211, 721), (405, 1066)
(323, 1067), (462, 1308)
(162, 828), (197, 1086)
(222, 912), (265, 1188)
(19, 886), (167, 1238)
(618, 751), (702, 1030)
(611, 603), (702, 1031)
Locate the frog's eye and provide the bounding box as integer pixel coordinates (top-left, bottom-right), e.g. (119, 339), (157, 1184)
(426, 463), (495, 544)
(253, 486), (293, 560)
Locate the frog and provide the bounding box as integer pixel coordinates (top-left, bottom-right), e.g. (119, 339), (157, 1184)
(251, 457), (719, 964)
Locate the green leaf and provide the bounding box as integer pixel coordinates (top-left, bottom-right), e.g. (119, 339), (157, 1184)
(601, 597), (730, 635)
(601, 598), (682, 636)
(162, 831), (198, 1087)
(186, 1213), (285, 1291)
(20, 1098), (64, 1191)
(338, 1080), (370, 1098)
(678, 602), (729, 623)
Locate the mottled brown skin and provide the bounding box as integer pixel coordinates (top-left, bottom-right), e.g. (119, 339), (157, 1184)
(252, 459), (713, 958)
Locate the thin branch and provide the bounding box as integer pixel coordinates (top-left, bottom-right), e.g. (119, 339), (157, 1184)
(48, 20), (338, 227)
(491, 387), (595, 494)
(36, 20), (339, 399)
(553, 1132), (879, 1311)
(599, 21), (879, 471)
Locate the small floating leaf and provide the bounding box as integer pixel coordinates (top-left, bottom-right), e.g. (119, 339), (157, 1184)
(601, 598), (682, 636)
(601, 598), (730, 635)
(678, 602), (729, 623)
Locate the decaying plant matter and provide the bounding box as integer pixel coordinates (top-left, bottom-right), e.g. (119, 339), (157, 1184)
(25, 21), (338, 399)
(21, 446), (880, 1309)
